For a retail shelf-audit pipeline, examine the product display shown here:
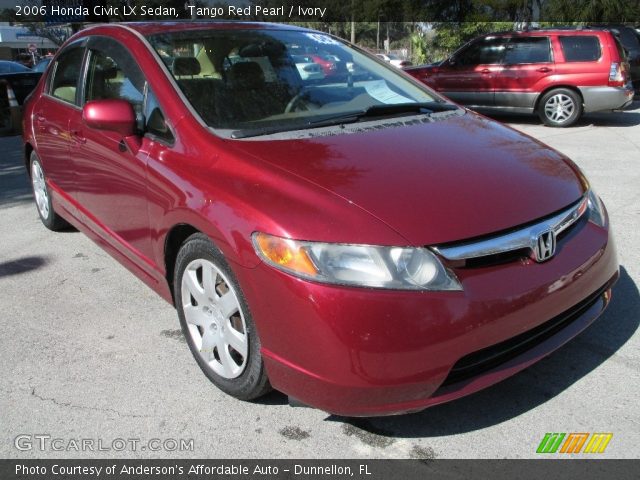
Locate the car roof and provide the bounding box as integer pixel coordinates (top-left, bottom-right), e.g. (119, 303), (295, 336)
(115, 21), (310, 37)
(485, 29), (614, 38)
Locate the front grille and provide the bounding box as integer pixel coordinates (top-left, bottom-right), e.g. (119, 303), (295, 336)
(439, 281), (611, 387)
(434, 195), (588, 269)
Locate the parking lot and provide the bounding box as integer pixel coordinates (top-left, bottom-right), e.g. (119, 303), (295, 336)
(1, 105), (639, 459)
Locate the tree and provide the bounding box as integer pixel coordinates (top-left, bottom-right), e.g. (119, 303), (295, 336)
(542, 0), (639, 22)
(0, 8), (18, 22)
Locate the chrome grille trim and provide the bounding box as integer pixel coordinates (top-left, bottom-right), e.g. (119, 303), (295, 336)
(433, 195), (588, 262)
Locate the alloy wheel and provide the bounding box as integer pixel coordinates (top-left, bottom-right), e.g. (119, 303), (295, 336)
(180, 258), (248, 379)
(544, 93), (575, 124)
(31, 160), (50, 220)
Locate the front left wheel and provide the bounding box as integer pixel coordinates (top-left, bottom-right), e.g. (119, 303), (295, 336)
(30, 152), (69, 231)
(174, 233), (271, 400)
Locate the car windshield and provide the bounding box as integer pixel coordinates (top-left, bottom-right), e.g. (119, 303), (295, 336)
(33, 59), (51, 72)
(148, 28), (446, 137)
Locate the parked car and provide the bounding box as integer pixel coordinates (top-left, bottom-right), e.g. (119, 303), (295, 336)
(309, 54), (337, 76)
(0, 61), (42, 103)
(405, 29), (634, 127)
(0, 61), (42, 132)
(23, 22), (618, 416)
(376, 52), (413, 68)
(291, 54), (324, 80)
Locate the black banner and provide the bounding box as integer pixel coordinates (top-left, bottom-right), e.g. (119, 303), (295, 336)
(9, 0), (640, 23)
(1, 459), (639, 480)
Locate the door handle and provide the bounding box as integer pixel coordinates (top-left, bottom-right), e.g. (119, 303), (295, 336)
(480, 68), (491, 74)
(35, 113), (46, 132)
(537, 67), (551, 73)
(70, 129), (86, 144)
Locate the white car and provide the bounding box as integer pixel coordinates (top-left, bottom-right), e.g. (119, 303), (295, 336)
(292, 55), (324, 80)
(376, 53), (413, 68)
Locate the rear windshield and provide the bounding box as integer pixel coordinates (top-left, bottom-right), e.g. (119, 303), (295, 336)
(559, 36), (602, 62)
(148, 28), (443, 137)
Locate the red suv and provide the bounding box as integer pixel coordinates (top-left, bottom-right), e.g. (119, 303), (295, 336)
(405, 29), (634, 127)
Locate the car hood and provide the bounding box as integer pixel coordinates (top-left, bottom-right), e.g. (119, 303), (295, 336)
(230, 112), (585, 246)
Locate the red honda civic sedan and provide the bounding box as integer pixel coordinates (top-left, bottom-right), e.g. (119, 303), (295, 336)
(23, 22), (618, 416)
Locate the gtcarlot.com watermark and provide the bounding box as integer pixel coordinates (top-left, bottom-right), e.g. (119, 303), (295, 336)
(15, 434), (194, 452)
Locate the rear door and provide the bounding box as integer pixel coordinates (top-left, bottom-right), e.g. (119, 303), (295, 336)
(32, 42), (86, 201)
(494, 36), (554, 110)
(433, 36), (507, 107)
(554, 35), (605, 86)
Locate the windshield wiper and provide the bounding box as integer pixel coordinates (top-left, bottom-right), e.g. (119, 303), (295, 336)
(231, 102), (458, 139)
(357, 101), (458, 117)
(304, 101), (458, 127)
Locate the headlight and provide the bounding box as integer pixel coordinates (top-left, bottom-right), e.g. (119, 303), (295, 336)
(587, 189), (607, 227)
(252, 232), (462, 291)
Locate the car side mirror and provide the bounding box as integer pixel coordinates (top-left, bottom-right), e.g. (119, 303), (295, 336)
(83, 99), (137, 137)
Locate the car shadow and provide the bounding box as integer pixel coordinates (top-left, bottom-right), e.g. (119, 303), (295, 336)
(327, 266), (638, 437)
(483, 101), (640, 128)
(0, 255), (49, 278)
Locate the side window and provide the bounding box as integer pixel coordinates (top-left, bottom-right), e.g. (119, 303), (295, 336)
(559, 36), (602, 62)
(50, 48), (85, 105)
(456, 38), (506, 66)
(85, 50), (144, 109)
(144, 90), (174, 144)
(504, 37), (551, 64)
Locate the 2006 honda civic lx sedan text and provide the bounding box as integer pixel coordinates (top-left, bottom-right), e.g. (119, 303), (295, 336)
(23, 22), (618, 416)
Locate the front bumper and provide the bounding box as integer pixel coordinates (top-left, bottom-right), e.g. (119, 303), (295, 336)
(580, 84), (635, 112)
(236, 220), (618, 416)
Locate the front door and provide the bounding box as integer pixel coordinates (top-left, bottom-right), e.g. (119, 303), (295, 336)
(435, 37), (507, 107)
(69, 36), (155, 267)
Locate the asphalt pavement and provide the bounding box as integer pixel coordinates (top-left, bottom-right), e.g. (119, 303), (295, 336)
(1, 105), (639, 459)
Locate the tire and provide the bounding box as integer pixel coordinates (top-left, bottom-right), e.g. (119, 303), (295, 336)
(538, 88), (582, 127)
(174, 233), (271, 400)
(30, 152), (69, 231)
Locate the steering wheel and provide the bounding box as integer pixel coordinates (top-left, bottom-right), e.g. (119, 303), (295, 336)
(285, 87), (314, 113)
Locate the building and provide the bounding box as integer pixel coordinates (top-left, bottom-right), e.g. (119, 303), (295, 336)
(0, 24), (59, 64)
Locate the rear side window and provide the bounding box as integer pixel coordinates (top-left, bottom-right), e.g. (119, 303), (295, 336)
(559, 36), (601, 62)
(504, 37), (552, 64)
(50, 48), (85, 105)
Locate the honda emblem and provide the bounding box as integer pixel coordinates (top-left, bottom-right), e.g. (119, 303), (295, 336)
(534, 230), (556, 262)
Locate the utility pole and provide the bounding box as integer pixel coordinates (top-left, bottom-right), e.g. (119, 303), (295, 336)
(350, 0), (355, 43)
